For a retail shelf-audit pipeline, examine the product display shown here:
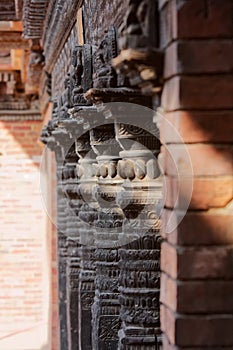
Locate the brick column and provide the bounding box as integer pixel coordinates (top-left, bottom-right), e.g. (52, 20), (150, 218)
(159, 0), (233, 348)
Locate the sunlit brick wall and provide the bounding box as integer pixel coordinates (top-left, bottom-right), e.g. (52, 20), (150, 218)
(0, 119), (50, 350)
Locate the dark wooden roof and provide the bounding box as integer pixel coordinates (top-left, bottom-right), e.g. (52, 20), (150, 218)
(22, 0), (49, 39)
(0, 0), (17, 21)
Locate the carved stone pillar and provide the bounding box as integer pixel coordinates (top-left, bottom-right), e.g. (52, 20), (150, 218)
(57, 162), (69, 350)
(75, 130), (98, 350)
(65, 43), (95, 350)
(62, 143), (81, 350)
(116, 123), (162, 349)
(77, 27), (122, 350)
(90, 122), (123, 350)
(111, 5), (165, 347)
(41, 115), (71, 350)
(41, 101), (82, 350)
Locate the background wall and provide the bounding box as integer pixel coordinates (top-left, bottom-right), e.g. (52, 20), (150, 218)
(0, 118), (50, 350)
(83, 0), (128, 44)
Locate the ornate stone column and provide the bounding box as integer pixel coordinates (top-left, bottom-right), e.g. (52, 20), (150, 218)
(111, 4), (165, 347)
(62, 142), (81, 350)
(41, 113), (71, 350)
(116, 122), (163, 349)
(81, 27), (123, 350)
(67, 43), (96, 349)
(90, 121), (123, 350)
(75, 129), (98, 350)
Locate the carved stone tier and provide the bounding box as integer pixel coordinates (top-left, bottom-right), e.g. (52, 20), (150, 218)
(85, 87), (152, 107)
(118, 235), (161, 350)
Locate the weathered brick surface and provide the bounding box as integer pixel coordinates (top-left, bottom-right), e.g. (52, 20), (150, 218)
(162, 75), (233, 111)
(164, 40), (233, 78)
(161, 209), (233, 246)
(161, 144), (233, 177)
(0, 120), (50, 349)
(164, 175), (233, 209)
(162, 304), (233, 347)
(160, 110), (233, 143)
(162, 334), (233, 350)
(161, 273), (233, 314)
(161, 242), (233, 280)
(160, 0), (233, 48)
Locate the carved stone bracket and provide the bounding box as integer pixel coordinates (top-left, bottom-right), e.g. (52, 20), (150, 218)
(112, 0), (164, 95)
(113, 49), (164, 95)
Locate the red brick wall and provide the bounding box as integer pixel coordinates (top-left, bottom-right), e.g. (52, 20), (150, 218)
(0, 119), (51, 349)
(83, 0), (128, 44)
(160, 0), (233, 348)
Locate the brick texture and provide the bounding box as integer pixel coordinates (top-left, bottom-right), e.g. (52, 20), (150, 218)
(160, 110), (233, 144)
(160, 0), (233, 349)
(161, 304), (233, 347)
(164, 40), (233, 78)
(161, 242), (233, 280)
(161, 273), (233, 314)
(162, 75), (233, 111)
(161, 209), (233, 246)
(160, 0), (233, 48)
(164, 175), (233, 209)
(83, 0), (128, 45)
(0, 119), (50, 349)
(161, 144), (233, 177)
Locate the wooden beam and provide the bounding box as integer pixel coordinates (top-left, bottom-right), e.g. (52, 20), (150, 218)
(0, 31), (29, 50)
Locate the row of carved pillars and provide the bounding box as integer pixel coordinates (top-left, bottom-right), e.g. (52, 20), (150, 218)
(42, 98), (162, 350)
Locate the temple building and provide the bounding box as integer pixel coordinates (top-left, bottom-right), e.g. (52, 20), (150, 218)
(0, 1), (232, 350)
